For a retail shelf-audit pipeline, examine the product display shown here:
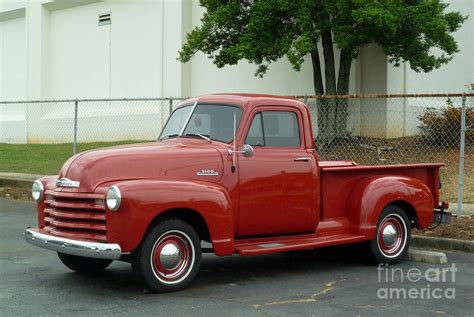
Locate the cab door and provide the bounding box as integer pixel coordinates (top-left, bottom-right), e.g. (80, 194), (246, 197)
(237, 107), (317, 237)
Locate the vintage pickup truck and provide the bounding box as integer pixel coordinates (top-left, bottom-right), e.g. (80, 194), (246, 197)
(25, 94), (450, 292)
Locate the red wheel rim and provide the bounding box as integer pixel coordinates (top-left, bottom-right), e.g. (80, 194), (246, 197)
(377, 214), (407, 258)
(151, 231), (194, 284)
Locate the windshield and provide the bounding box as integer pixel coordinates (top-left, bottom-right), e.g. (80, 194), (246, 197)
(160, 104), (243, 143)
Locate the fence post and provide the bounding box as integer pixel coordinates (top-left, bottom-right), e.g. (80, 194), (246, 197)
(73, 99), (78, 156)
(456, 93), (467, 218)
(169, 98), (173, 115)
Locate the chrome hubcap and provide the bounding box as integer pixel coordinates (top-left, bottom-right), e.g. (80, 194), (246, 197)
(151, 231), (194, 284)
(377, 213), (407, 258)
(160, 243), (181, 270)
(382, 224), (397, 246)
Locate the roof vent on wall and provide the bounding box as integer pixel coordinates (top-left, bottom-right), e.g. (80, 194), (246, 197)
(98, 13), (111, 26)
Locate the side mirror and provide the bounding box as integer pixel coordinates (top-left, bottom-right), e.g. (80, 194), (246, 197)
(241, 144), (254, 157)
(227, 144), (254, 158)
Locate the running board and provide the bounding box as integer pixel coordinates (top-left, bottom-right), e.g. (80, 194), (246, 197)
(234, 233), (367, 256)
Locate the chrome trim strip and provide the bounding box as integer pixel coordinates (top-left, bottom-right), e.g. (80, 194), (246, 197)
(56, 178), (80, 188)
(258, 243), (285, 248)
(24, 228), (121, 260)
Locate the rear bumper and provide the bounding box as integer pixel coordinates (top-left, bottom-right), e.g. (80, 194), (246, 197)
(24, 227), (122, 260)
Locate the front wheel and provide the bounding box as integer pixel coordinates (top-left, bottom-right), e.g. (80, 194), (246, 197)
(131, 219), (201, 293)
(370, 205), (411, 264)
(57, 253), (113, 273)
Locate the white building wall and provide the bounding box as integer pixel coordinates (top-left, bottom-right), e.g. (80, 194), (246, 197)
(40, 0), (166, 143)
(47, 0), (163, 99)
(0, 15), (27, 143)
(0, 0), (472, 143)
(0, 16), (26, 100)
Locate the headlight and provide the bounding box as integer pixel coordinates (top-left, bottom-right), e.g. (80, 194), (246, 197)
(32, 180), (44, 202)
(106, 185), (121, 211)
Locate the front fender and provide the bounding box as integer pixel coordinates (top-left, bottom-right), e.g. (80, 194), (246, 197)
(104, 180), (234, 255)
(346, 176), (434, 238)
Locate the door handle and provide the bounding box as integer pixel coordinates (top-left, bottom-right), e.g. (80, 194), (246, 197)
(294, 157), (311, 162)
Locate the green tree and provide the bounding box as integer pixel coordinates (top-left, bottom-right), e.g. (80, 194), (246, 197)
(179, 0), (466, 146)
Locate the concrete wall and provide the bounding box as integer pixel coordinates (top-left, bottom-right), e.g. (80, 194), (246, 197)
(47, 0), (163, 99)
(0, 16), (26, 100)
(358, 44), (388, 139)
(0, 14), (27, 143)
(0, 0), (472, 143)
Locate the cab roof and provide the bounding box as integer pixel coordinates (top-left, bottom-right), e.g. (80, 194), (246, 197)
(181, 93), (306, 109)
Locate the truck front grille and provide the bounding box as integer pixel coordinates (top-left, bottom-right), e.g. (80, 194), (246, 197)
(43, 191), (107, 242)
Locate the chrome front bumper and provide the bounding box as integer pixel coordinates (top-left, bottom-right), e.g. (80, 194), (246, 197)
(24, 228), (122, 260)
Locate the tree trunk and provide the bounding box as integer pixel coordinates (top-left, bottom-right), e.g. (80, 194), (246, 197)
(333, 49), (352, 141)
(310, 49), (324, 148)
(314, 37), (353, 151)
(310, 50), (324, 95)
(317, 30), (337, 150)
(321, 30), (336, 95)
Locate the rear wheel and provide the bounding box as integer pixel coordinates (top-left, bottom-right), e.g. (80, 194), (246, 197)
(132, 219), (201, 293)
(370, 205), (411, 264)
(57, 253), (113, 273)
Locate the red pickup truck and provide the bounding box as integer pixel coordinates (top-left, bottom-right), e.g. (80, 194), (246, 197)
(25, 94), (449, 293)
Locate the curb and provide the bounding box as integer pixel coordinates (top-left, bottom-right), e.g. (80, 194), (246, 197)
(0, 173), (44, 187)
(408, 248), (447, 264)
(412, 235), (474, 253)
(0, 179), (34, 187)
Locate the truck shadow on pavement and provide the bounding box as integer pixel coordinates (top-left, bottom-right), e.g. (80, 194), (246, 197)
(53, 243), (373, 295)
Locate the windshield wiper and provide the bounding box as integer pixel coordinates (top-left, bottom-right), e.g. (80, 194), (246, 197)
(159, 133), (179, 141)
(184, 133), (212, 143)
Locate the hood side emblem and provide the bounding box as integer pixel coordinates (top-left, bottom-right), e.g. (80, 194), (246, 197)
(197, 169), (219, 176)
(56, 178), (80, 188)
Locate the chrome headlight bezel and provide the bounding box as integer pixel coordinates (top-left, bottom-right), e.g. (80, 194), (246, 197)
(32, 180), (44, 202)
(106, 185), (121, 211)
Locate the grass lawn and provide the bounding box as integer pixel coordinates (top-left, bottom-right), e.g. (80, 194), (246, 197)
(0, 141), (148, 175)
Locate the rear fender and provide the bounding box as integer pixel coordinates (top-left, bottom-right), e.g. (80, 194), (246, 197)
(346, 176), (434, 238)
(104, 180), (234, 255)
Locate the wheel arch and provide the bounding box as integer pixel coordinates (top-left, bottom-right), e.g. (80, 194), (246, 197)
(388, 200), (418, 229)
(105, 179), (235, 256)
(347, 175), (434, 238)
(147, 208), (211, 242)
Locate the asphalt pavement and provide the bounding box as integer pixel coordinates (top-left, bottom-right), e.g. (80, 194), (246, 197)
(1, 198), (473, 316)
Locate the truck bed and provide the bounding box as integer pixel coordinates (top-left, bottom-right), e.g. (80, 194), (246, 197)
(320, 162), (444, 219)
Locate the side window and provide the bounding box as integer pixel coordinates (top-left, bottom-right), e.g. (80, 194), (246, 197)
(245, 113), (264, 146)
(262, 111), (300, 147)
(245, 111), (301, 147)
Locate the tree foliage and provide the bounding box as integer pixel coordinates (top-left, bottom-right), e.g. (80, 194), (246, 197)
(179, 0), (466, 95)
(179, 0), (466, 146)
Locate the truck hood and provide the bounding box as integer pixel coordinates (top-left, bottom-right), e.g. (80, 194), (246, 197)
(58, 141), (224, 192)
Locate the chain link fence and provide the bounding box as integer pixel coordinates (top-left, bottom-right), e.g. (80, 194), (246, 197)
(301, 93), (473, 214)
(0, 98), (184, 176)
(0, 93), (472, 212)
